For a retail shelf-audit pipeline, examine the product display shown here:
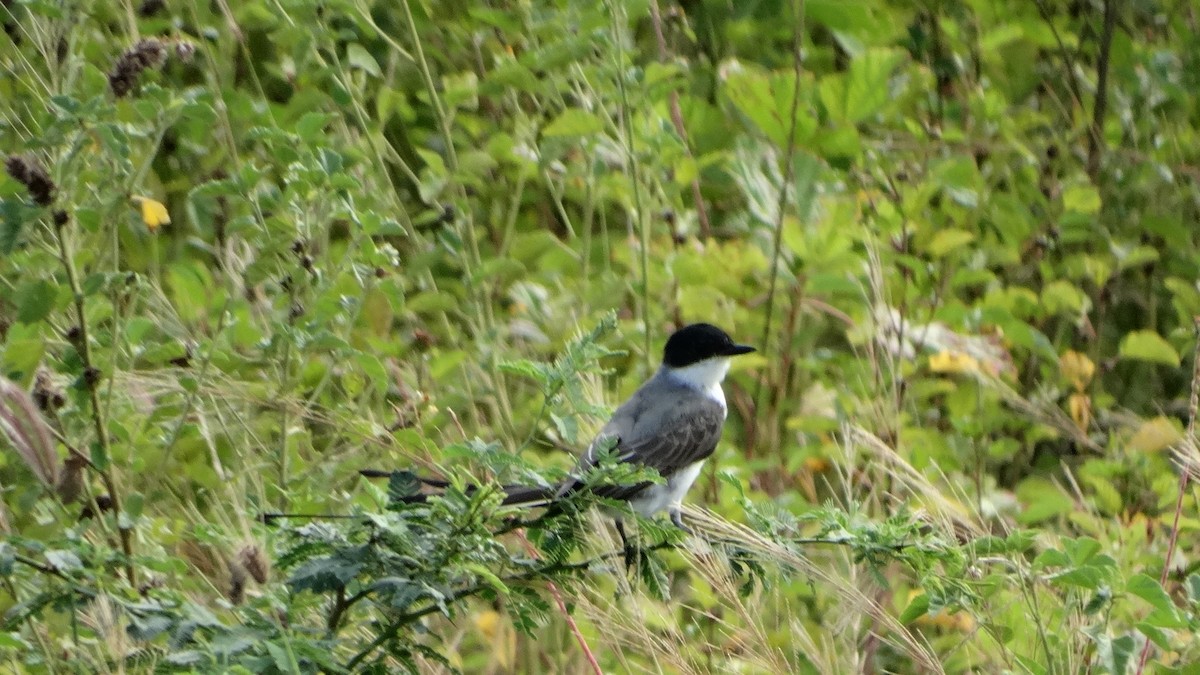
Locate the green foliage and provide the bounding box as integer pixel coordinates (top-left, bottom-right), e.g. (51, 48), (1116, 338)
(3, 0), (1200, 671)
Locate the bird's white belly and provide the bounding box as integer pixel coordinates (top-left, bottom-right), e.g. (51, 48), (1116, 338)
(628, 460), (706, 517)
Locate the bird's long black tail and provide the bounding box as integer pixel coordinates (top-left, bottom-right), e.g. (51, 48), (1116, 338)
(360, 469), (559, 506)
(260, 470), (559, 523)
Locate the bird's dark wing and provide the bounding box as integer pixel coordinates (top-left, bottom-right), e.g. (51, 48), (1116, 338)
(611, 396), (726, 475)
(560, 387), (727, 501)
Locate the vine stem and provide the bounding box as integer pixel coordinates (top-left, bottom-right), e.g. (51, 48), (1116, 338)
(606, 0), (652, 372)
(647, 0), (711, 239)
(53, 213), (136, 587)
(1087, 0), (1117, 178)
(515, 529), (603, 675)
(1134, 315), (1200, 673)
(753, 0), (806, 476)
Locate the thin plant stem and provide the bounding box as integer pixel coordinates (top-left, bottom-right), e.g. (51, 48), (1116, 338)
(1134, 316), (1200, 673)
(52, 213), (136, 587)
(753, 0), (806, 473)
(647, 0), (711, 239)
(1088, 0), (1118, 178)
(515, 530), (603, 675)
(607, 0), (653, 372)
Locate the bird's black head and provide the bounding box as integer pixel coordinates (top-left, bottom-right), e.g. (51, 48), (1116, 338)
(662, 323), (756, 368)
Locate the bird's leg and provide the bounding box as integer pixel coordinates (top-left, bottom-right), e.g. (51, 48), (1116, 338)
(669, 505), (692, 534)
(615, 518), (637, 570)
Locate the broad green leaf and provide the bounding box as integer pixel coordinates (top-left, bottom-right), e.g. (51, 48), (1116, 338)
(1063, 184), (1102, 214)
(0, 198), (30, 254)
(722, 62), (817, 148)
(1048, 565), (1105, 590)
(387, 470), (421, 502)
(1126, 573), (1177, 615)
(1015, 477), (1073, 524)
(407, 291), (458, 314)
(443, 71), (479, 111)
(926, 229), (975, 257)
(1040, 280), (1088, 315)
(1118, 330), (1180, 366)
(1114, 244), (1159, 272)
(346, 44), (381, 77)
(353, 353), (388, 394)
(1063, 537), (1102, 565)
(820, 48), (905, 123)
(933, 157), (982, 208)
(1188, 574), (1200, 603)
(792, 151), (821, 222)
(1096, 632), (1137, 674)
(45, 550), (82, 572)
(899, 593), (930, 623)
(288, 554), (365, 593)
(295, 112), (336, 143)
(1126, 416), (1182, 452)
(1, 333), (45, 378)
(0, 633), (30, 651)
(14, 280), (57, 324)
(542, 109), (604, 137)
(979, 24), (1026, 52)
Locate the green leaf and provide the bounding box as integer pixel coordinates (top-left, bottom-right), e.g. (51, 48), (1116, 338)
(0, 633), (31, 651)
(1126, 573), (1176, 615)
(407, 291), (458, 314)
(926, 229), (976, 257)
(1062, 184), (1102, 214)
(288, 552), (366, 593)
(464, 563), (509, 596)
(1118, 330), (1180, 366)
(1015, 477), (1073, 524)
(14, 280), (57, 324)
(1048, 565), (1104, 590)
(1136, 621), (1171, 650)
(1186, 574), (1200, 604)
(792, 151), (821, 221)
(899, 593), (930, 623)
(45, 549), (82, 572)
(1040, 280), (1088, 315)
(2, 333), (46, 377)
(498, 359), (548, 386)
(353, 353), (389, 394)
(387, 470), (421, 503)
(820, 48), (905, 123)
(443, 71), (479, 111)
(933, 157), (981, 207)
(638, 550), (671, 601)
(346, 44), (381, 77)
(295, 112), (336, 143)
(1063, 537), (1102, 565)
(542, 109), (604, 137)
(1097, 632), (1136, 673)
(723, 64), (817, 148)
(0, 198), (30, 254)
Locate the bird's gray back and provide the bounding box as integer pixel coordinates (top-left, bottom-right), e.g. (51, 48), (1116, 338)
(567, 370), (727, 495)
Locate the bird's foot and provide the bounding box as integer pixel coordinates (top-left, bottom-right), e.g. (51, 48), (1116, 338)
(622, 541), (639, 571)
(669, 508), (692, 535)
(615, 519), (640, 571)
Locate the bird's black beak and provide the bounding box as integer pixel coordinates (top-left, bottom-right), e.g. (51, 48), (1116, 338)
(725, 344), (756, 356)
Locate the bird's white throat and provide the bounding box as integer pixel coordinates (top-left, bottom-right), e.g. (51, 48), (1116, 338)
(665, 357), (732, 405)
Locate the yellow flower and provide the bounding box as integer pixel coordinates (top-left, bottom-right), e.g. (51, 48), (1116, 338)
(1068, 393), (1091, 432)
(803, 456), (830, 473)
(131, 195), (171, 231)
(928, 350), (979, 374)
(1059, 350), (1095, 392)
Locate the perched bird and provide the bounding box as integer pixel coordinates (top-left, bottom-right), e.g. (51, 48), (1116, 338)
(277, 324), (756, 550)
(547, 322), (754, 535)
